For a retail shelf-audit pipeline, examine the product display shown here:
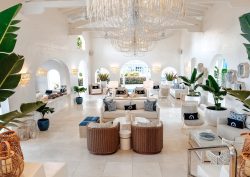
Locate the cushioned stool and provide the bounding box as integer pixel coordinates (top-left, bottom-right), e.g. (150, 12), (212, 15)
(79, 116), (100, 138)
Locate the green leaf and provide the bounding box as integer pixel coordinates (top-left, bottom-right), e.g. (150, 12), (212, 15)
(208, 75), (220, 92)
(20, 101), (45, 114)
(0, 90), (14, 102)
(178, 76), (190, 84)
(0, 74), (21, 89)
(242, 34), (250, 43)
(10, 20), (21, 25)
(0, 37), (16, 53)
(195, 72), (204, 82)
(227, 90), (250, 101)
(0, 4), (22, 46)
(240, 13), (250, 60)
(190, 68), (197, 83)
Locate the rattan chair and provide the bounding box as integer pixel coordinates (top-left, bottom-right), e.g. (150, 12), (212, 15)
(131, 122), (163, 154)
(87, 123), (120, 155)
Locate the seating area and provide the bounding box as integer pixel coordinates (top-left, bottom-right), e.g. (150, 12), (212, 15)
(0, 1), (250, 177)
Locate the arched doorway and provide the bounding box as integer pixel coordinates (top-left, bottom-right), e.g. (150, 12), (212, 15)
(78, 60), (88, 88)
(161, 67), (177, 84)
(210, 54), (228, 87)
(120, 60), (151, 90)
(47, 69), (61, 90)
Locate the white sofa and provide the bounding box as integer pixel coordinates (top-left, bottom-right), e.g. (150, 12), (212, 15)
(170, 88), (188, 99)
(101, 99), (160, 122)
(217, 116), (250, 141)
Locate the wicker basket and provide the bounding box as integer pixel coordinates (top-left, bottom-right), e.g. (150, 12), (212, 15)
(0, 126), (23, 159)
(0, 141), (24, 177)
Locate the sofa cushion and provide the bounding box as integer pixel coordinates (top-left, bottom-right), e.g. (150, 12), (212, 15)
(116, 100), (131, 110)
(131, 110), (158, 119)
(229, 111), (247, 122)
(217, 124), (250, 141)
(103, 110), (126, 119)
(103, 99), (116, 112)
(92, 85), (99, 89)
(144, 100), (156, 111)
(131, 100), (145, 110)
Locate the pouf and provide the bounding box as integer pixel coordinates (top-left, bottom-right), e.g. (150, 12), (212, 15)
(79, 116), (100, 138)
(120, 130), (131, 150)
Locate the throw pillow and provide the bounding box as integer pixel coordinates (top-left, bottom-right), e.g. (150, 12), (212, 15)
(135, 90), (145, 94)
(229, 111), (247, 122)
(227, 118), (244, 129)
(246, 116), (250, 129)
(103, 99), (114, 111)
(184, 112), (198, 120)
(144, 99), (157, 111)
(124, 104), (136, 110)
(107, 101), (116, 112)
(116, 90), (125, 95)
(153, 85), (160, 89)
(88, 121), (113, 128)
(92, 85), (99, 89)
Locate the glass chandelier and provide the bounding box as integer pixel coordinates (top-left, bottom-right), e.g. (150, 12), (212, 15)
(87, 0), (186, 55)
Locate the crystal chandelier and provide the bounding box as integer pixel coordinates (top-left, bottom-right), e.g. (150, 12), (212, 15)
(87, 0), (186, 55)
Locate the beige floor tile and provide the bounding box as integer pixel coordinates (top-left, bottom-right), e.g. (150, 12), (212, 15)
(103, 162), (132, 177)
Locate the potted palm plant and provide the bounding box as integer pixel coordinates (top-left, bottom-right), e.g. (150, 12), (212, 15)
(73, 86), (87, 104)
(198, 75), (228, 126)
(165, 72), (177, 85)
(179, 68), (204, 103)
(98, 73), (109, 88)
(36, 104), (54, 131)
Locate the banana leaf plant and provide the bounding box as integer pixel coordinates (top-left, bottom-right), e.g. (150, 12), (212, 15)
(239, 13), (250, 61)
(198, 75), (227, 110)
(0, 4), (44, 127)
(179, 68), (203, 96)
(227, 90), (250, 112)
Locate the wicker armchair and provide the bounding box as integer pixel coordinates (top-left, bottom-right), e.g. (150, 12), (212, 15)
(131, 122), (163, 154)
(87, 123), (120, 155)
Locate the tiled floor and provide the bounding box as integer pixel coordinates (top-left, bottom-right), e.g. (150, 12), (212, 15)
(21, 95), (210, 177)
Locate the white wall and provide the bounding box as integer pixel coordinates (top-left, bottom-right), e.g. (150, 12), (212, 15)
(90, 32), (182, 83)
(0, 1), (91, 111)
(180, 3), (250, 89)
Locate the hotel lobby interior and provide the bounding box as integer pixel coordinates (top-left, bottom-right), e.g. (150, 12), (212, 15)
(0, 0), (250, 177)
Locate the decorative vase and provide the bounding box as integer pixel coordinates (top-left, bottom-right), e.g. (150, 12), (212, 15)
(101, 81), (107, 88)
(205, 107), (229, 126)
(185, 95), (201, 104)
(75, 97), (83, 104)
(37, 118), (50, 131)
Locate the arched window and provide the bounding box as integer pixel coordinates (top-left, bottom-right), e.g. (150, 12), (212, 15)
(77, 36), (86, 51)
(95, 68), (110, 83)
(47, 69), (61, 90)
(161, 67), (177, 83)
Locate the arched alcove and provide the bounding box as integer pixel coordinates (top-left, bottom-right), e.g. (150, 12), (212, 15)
(35, 59), (71, 94)
(120, 60), (151, 89)
(161, 66), (177, 83)
(95, 67), (110, 83)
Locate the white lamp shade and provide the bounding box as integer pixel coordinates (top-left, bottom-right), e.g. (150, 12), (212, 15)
(108, 81), (119, 88)
(143, 80), (154, 89)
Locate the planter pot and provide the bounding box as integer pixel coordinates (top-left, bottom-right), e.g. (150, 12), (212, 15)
(101, 81), (107, 88)
(76, 97), (83, 104)
(37, 118), (49, 131)
(185, 95), (201, 104)
(205, 107), (229, 126)
(166, 81), (173, 86)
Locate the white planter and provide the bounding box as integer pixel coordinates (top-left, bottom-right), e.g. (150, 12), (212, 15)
(100, 81), (107, 88)
(166, 81), (173, 86)
(205, 107), (229, 126)
(185, 95), (201, 104)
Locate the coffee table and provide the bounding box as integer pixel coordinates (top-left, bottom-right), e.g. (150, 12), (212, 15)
(189, 129), (222, 162)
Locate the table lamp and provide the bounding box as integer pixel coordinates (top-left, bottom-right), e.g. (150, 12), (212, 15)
(108, 81), (119, 98)
(143, 80), (154, 98)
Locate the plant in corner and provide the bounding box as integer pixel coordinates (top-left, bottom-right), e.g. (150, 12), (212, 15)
(179, 68), (204, 96)
(98, 73), (109, 88)
(0, 4), (44, 128)
(239, 13), (250, 61)
(165, 72), (177, 81)
(36, 104), (54, 131)
(73, 86), (87, 104)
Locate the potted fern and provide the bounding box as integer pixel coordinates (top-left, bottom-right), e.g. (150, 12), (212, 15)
(98, 73), (109, 88)
(179, 68), (203, 103)
(198, 75), (229, 126)
(73, 86), (87, 104)
(36, 104), (54, 131)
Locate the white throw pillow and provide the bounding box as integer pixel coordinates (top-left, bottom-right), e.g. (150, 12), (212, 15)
(246, 116), (250, 129)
